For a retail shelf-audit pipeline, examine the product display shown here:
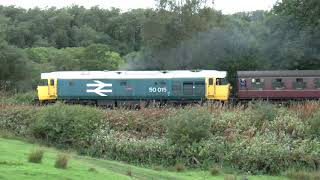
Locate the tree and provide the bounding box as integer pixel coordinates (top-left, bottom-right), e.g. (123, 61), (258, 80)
(80, 44), (125, 70)
(0, 41), (31, 91)
(273, 0), (320, 27)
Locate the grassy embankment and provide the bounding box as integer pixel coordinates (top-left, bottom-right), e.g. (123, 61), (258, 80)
(0, 137), (287, 180)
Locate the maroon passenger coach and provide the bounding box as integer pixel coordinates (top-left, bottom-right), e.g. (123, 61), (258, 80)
(237, 70), (320, 100)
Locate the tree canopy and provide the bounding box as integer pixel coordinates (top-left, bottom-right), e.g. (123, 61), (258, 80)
(0, 0), (319, 91)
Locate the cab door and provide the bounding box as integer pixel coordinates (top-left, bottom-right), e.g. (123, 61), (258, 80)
(214, 78), (230, 101)
(48, 79), (57, 98)
(38, 79), (57, 101)
(206, 77), (215, 99)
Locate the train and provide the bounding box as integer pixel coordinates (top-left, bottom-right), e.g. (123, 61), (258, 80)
(37, 70), (320, 106)
(37, 70), (230, 106)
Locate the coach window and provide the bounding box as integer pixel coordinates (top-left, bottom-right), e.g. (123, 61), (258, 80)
(314, 78), (320, 89)
(273, 78), (285, 90)
(240, 79), (247, 88)
(294, 78), (306, 89)
(251, 78), (264, 90)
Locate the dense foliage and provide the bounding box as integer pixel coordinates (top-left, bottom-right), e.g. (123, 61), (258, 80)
(32, 103), (106, 149)
(165, 108), (212, 145)
(1, 102), (320, 174)
(0, 0), (319, 91)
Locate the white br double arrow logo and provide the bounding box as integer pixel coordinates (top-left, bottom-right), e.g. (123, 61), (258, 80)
(86, 80), (112, 96)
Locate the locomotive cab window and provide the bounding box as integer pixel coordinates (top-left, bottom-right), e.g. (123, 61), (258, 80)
(209, 78), (214, 85)
(294, 78), (306, 89)
(216, 78), (228, 85)
(273, 78), (285, 89)
(50, 79), (55, 86)
(39, 79), (48, 86)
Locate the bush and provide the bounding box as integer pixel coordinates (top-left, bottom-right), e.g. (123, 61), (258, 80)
(55, 153), (69, 169)
(0, 91), (36, 105)
(165, 107), (212, 145)
(248, 101), (277, 129)
(175, 162), (185, 172)
(227, 132), (320, 174)
(308, 110), (320, 138)
(285, 170), (320, 180)
(224, 175), (237, 180)
(32, 103), (105, 149)
(28, 148), (44, 163)
(209, 166), (220, 176)
(126, 167), (132, 176)
(0, 105), (37, 136)
(88, 167), (97, 172)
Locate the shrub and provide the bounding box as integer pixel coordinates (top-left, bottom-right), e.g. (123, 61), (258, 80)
(224, 174), (237, 180)
(126, 167), (132, 176)
(248, 101), (276, 119)
(55, 153), (69, 169)
(28, 148), (44, 163)
(88, 167), (97, 172)
(165, 107), (212, 145)
(308, 110), (320, 138)
(32, 103), (105, 149)
(175, 162), (185, 172)
(209, 166), (220, 176)
(0, 91), (37, 105)
(0, 105), (37, 136)
(105, 108), (171, 137)
(285, 170), (320, 180)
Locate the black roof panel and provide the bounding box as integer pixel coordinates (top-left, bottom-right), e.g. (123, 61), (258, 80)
(237, 70), (320, 78)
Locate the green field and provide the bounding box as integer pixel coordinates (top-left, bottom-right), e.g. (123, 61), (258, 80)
(0, 137), (288, 180)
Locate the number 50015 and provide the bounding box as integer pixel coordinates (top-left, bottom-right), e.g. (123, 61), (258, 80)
(149, 87), (167, 93)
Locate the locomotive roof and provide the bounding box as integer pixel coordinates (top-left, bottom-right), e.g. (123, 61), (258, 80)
(41, 70), (227, 79)
(237, 70), (320, 78)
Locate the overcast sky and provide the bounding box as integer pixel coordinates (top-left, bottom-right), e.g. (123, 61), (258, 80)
(0, 0), (279, 14)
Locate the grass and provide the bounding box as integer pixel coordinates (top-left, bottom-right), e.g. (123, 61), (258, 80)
(0, 136), (290, 180)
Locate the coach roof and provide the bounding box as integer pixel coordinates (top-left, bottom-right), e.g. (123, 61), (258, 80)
(237, 70), (320, 78)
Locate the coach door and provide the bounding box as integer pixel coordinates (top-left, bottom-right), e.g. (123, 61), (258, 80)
(206, 77), (215, 99)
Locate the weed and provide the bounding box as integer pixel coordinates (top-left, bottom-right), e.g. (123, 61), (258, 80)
(126, 167), (132, 176)
(54, 153), (69, 169)
(209, 166), (220, 176)
(28, 148), (44, 163)
(88, 167), (97, 172)
(175, 162), (185, 172)
(224, 174), (237, 180)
